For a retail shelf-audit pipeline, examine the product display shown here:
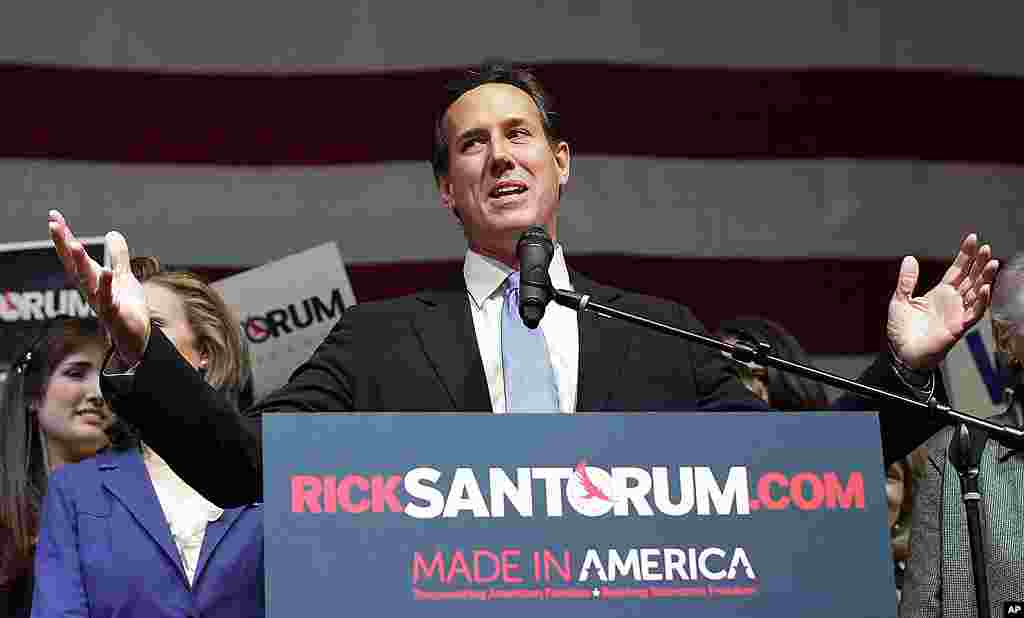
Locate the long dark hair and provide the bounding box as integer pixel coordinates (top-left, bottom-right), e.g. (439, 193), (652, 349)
(716, 316), (830, 411)
(0, 317), (107, 591)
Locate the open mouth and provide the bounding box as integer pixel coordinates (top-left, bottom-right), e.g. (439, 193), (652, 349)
(489, 182), (528, 199)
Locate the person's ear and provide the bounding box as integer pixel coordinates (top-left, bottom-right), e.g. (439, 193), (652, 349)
(439, 178), (463, 224)
(439, 178), (454, 209)
(197, 346), (210, 373)
(554, 141), (570, 186)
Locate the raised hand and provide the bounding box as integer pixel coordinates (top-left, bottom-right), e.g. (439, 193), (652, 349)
(887, 233), (999, 371)
(48, 210), (151, 366)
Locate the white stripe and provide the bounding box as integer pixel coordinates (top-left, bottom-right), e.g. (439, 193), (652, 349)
(2, 157), (1019, 268)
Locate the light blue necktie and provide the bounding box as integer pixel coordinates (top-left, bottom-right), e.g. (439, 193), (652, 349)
(502, 271), (561, 413)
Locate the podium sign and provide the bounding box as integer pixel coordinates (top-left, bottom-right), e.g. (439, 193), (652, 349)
(264, 412), (895, 617)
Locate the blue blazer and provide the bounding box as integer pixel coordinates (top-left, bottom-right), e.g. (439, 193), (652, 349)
(31, 448), (264, 617)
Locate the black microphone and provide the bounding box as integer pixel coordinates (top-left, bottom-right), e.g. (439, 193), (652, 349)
(516, 225), (554, 329)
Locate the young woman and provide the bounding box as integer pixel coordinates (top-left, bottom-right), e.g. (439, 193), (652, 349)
(32, 259), (263, 618)
(1, 318), (112, 618)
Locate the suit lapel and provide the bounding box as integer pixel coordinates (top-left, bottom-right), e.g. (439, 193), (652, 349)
(571, 272), (632, 412)
(412, 286), (491, 411)
(192, 507), (245, 586)
(99, 450), (187, 584)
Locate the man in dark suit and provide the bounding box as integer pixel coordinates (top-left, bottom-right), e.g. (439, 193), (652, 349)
(47, 64), (998, 508)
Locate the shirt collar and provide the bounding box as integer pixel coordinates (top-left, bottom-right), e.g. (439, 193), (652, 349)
(464, 243), (572, 309)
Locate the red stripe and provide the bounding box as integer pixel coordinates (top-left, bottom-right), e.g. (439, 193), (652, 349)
(4, 62), (1024, 166)
(190, 255), (952, 355)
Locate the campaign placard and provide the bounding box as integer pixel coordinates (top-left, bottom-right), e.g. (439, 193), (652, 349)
(264, 412), (895, 617)
(941, 310), (1007, 418)
(0, 238), (106, 377)
(212, 242), (356, 399)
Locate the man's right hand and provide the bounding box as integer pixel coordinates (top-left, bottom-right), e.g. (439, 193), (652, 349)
(48, 209), (151, 366)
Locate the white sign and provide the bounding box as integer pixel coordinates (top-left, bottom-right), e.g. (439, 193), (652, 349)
(213, 242), (356, 400)
(941, 310), (1006, 418)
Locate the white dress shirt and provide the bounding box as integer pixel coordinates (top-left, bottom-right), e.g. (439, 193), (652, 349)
(144, 446), (224, 586)
(464, 244), (579, 414)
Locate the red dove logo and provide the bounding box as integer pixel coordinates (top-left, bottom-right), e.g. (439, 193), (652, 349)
(574, 459), (614, 503)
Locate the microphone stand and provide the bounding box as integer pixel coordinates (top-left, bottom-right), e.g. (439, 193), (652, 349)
(551, 287), (1018, 618)
(947, 424), (991, 618)
(551, 287), (1024, 449)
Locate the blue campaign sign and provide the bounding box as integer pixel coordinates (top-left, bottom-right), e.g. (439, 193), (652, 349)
(264, 412), (895, 617)
(965, 330), (1006, 405)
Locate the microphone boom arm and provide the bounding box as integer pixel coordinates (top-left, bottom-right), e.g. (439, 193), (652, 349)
(552, 287), (1024, 450)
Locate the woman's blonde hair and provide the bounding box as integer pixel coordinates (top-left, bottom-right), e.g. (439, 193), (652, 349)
(131, 256), (248, 396)
(890, 446), (927, 558)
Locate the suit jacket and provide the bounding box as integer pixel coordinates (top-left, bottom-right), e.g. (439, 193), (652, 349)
(899, 402), (1024, 618)
(31, 449), (264, 618)
(105, 271), (936, 508)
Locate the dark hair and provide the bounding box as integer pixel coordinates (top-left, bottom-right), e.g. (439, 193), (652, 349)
(0, 318), (107, 591)
(430, 62), (563, 183)
(716, 317), (830, 411)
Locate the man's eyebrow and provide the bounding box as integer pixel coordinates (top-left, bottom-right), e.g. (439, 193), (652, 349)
(455, 127), (488, 145)
(501, 116), (532, 128)
(454, 117), (538, 145)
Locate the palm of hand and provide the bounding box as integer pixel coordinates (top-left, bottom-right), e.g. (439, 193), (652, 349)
(49, 213), (152, 364)
(886, 235), (997, 372)
(888, 281), (971, 371)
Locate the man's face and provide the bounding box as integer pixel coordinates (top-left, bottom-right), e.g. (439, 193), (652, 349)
(439, 83), (570, 259)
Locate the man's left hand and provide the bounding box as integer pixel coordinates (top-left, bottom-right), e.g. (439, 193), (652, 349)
(887, 233), (999, 371)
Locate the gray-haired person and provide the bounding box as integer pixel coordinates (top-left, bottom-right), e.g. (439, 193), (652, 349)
(901, 253), (1024, 618)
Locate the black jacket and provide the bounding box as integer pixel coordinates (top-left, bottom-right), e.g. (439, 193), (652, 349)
(104, 272), (940, 507)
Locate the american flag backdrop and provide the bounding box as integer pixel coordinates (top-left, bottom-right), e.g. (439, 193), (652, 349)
(2, 2), (1023, 371)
